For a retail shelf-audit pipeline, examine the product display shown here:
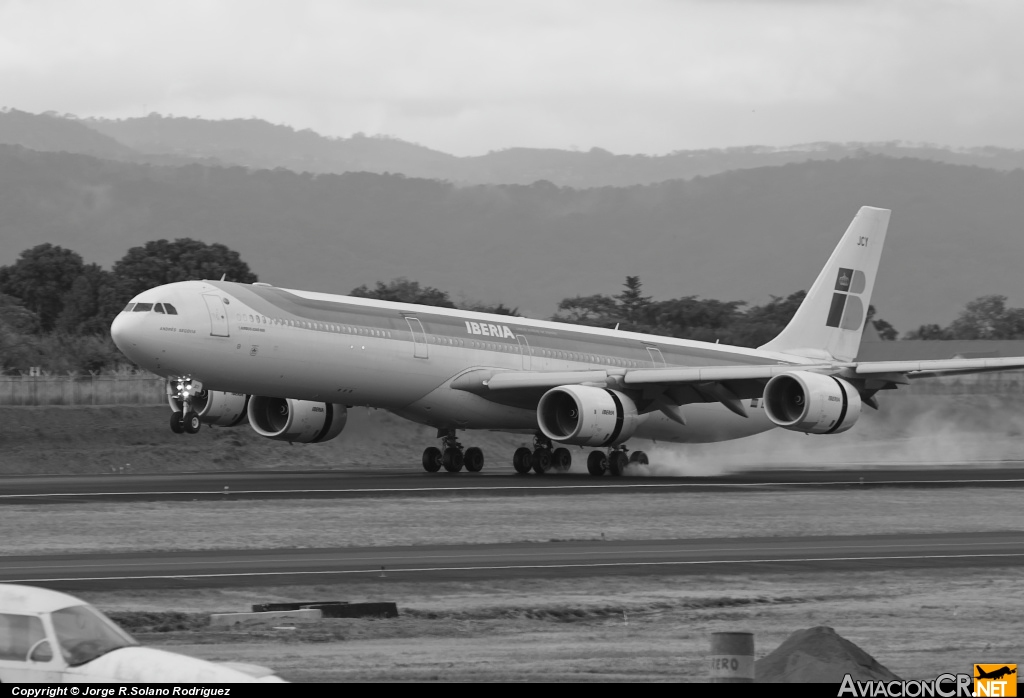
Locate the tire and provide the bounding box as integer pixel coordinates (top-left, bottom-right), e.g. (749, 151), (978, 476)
(464, 447), (484, 472)
(608, 450), (628, 477)
(170, 411), (185, 434)
(628, 450), (649, 465)
(552, 447), (572, 472)
(586, 451), (607, 476)
(532, 447), (553, 474)
(422, 446), (442, 472)
(442, 447), (464, 473)
(183, 411), (201, 434)
(513, 447), (533, 475)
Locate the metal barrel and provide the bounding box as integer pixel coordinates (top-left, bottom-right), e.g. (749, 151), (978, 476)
(708, 631), (755, 682)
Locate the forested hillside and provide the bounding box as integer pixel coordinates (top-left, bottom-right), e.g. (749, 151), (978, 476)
(83, 113), (1024, 187)
(5, 109), (1024, 188)
(2, 145), (1023, 329)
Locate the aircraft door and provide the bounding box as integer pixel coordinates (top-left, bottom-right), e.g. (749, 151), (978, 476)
(646, 345), (666, 367)
(202, 294), (230, 337)
(516, 335), (532, 370)
(405, 316), (428, 359)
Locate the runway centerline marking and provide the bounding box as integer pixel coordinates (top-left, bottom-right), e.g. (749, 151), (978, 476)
(3, 478), (1024, 500)
(4, 539), (1021, 572)
(5, 552), (1024, 584)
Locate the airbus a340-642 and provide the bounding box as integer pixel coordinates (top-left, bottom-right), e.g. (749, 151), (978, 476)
(110, 207), (1024, 476)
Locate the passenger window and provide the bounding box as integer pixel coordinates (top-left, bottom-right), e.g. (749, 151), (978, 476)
(133, 303), (153, 312)
(0, 613), (47, 661)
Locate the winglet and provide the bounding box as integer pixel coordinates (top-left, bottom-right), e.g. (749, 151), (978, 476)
(759, 206), (891, 362)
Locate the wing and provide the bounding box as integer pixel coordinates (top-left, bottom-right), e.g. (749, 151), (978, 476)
(451, 356), (1024, 419)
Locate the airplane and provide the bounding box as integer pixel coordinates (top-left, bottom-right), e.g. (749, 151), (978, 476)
(976, 666), (1017, 680)
(109, 206), (1024, 476)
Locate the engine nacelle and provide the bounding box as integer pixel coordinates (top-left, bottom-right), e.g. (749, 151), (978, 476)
(763, 371), (861, 435)
(537, 385), (640, 447)
(247, 396), (348, 443)
(166, 383), (249, 427)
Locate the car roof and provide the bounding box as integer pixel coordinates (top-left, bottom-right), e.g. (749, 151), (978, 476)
(0, 584), (85, 614)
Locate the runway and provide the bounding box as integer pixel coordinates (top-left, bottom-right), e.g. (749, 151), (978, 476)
(2, 464), (1024, 502)
(3, 532), (1022, 590)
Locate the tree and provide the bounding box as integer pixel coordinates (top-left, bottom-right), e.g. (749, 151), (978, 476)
(617, 276), (651, 327)
(55, 264), (127, 335)
(113, 239), (258, 297)
(460, 301), (521, 316)
(551, 294), (619, 326)
(0, 244), (85, 331)
(903, 323), (951, 340)
(0, 293), (40, 334)
(350, 278), (456, 308)
(946, 295), (1024, 339)
(866, 305), (898, 341)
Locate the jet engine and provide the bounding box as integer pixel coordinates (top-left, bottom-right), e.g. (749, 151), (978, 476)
(537, 385), (640, 447)
(762, 371), (861, 435)
(166, 384), (249, 427)
(247, 396), (348, 443)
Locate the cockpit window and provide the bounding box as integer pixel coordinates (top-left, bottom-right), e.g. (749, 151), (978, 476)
(123, 303), (135, 312)
(51, 605), (137, 667)
(154, 304), (166, 314)
(164, 304), (178, 315)
(133, 303), (153, 312)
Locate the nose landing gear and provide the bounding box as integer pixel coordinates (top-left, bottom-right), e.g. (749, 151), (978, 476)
(168, 377), (203, 434)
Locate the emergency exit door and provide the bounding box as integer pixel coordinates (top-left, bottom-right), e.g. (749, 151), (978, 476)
(405, 316), (428, 358)
(202, 294), (229, 337)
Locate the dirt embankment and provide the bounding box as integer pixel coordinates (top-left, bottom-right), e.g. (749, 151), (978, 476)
(1, 392), (1023, 475)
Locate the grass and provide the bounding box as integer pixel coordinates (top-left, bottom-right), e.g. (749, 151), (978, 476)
(89, 568), (1024, 682)
(1, 488), (1022, 555)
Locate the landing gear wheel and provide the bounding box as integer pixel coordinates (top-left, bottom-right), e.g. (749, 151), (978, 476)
(552, 447), (572, 473)
(170, 411), (185, 434)
(442, 447), (464, 473)
(422, 446), (442, 472)
(183, 411), (201, 434)
(513, 447), (533, 475)
(628, 450), (649, 465)
(532, 447), (553, 474)
(608, 450), (629, 477)
(464, 447), (484, 473)
(587, 451), (608, 476)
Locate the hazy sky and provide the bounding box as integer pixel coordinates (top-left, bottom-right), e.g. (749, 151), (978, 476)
(1, 0), (1021, 156)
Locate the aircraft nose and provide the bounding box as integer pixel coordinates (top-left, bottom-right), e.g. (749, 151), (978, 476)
(110, 312), (137, 356)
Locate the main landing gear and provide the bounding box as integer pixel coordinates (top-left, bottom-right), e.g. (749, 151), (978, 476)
(586, 447), (648, 477)
(168, 377), (203, 435)
(422, 429), (485, 473)
(512, 434), (572, 475)
(418, 430), (648, 478)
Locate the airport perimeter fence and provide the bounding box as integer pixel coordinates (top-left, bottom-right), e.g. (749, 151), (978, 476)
(0, 373), (166, 406)
(0, 370), (1022, 407)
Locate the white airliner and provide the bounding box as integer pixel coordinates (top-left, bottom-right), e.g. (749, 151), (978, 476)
(110, 206), (1024, 476)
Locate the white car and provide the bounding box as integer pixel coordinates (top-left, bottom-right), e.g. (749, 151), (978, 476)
(0, 584), (286, 683)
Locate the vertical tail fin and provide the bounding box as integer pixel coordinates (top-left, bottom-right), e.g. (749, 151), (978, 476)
(759, 206), (891, 362)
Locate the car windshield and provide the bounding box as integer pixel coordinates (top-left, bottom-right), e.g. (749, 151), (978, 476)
(51, 605), (137, 667)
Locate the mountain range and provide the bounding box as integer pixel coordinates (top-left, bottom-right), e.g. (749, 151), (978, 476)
(1, 108), (1023, 331)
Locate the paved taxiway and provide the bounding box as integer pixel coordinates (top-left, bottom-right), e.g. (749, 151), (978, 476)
(2, 465), (1023, 502)
(3, 532), (1022, 590)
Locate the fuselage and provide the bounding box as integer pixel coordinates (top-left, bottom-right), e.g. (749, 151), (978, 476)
(110, 280), (814, 444)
